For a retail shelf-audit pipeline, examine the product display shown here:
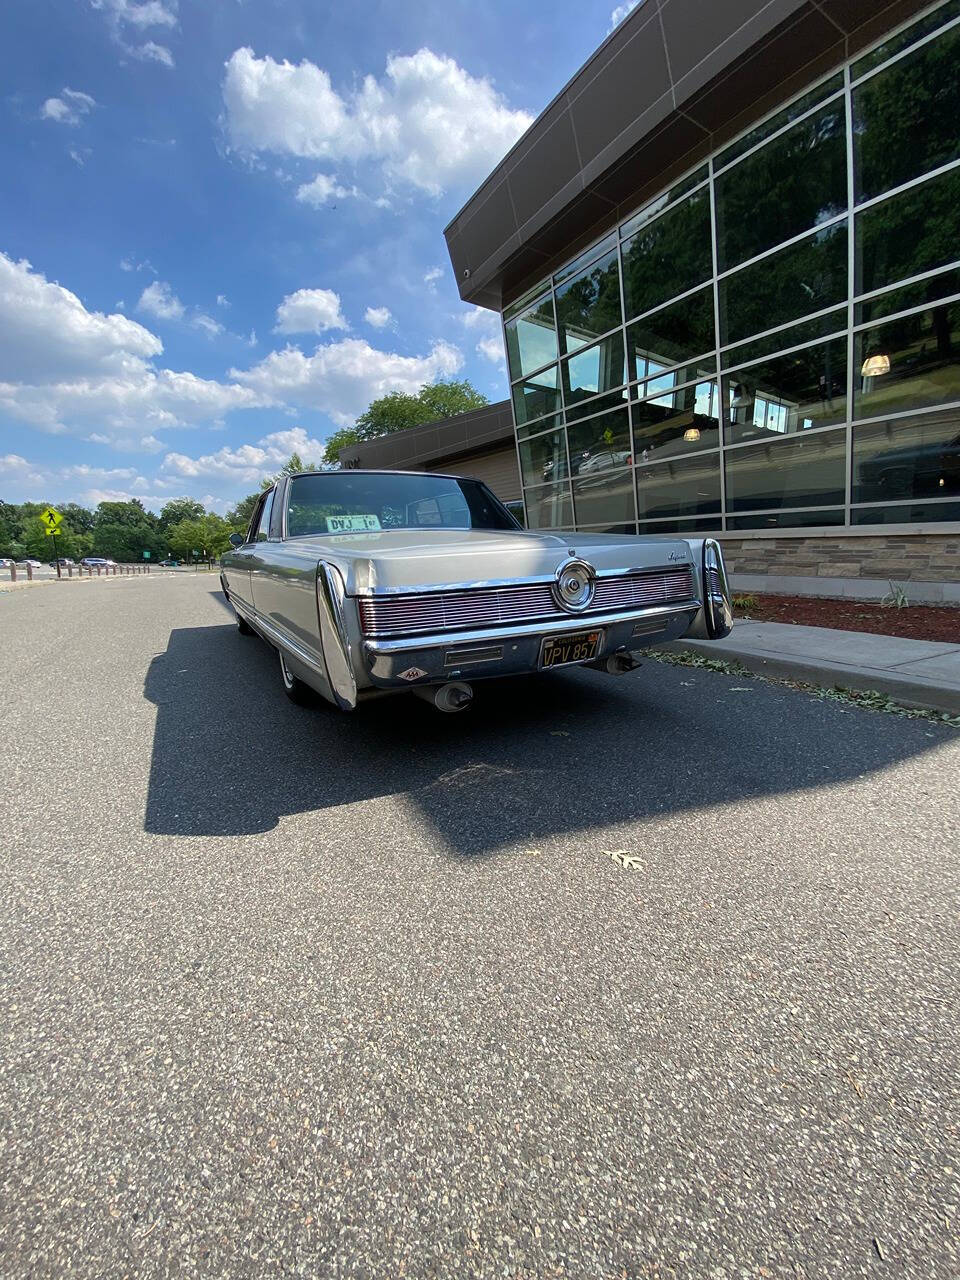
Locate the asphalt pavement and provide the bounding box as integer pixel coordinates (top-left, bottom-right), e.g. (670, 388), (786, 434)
(1, 573), (958, 1279)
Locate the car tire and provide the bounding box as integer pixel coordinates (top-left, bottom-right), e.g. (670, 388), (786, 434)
(236, 610), (255, 636)
(278, 648), (315, 705)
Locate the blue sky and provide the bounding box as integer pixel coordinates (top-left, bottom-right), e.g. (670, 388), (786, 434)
(0, 0), (638, 512)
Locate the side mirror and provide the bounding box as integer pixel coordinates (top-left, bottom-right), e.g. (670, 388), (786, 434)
(228, 532), (244, 547)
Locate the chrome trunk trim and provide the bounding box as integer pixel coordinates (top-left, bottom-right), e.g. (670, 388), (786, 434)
(316, 561), (358, 710)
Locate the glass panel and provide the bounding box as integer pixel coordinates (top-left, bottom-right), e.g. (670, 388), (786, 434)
(719, 222), (848, 346)
(716, 100), (847, 271)
(553, 233), (617, 287)
(637, 516), (721, 534)
(723, 339), (848, 444)
(512, 365), (560, 427)
(505, 294), (557, 380)
(632, 380), (720, 462)
(555, 245), (622, 354)
(854, 300), (960, 418)
(852, 0), (960, 78)
(631, 363), (717, 399)
(518, 428), (568, 487)
(572, 467), (635, 526)
(851, 500), (960, 524)
(852, 414), (960, 502)
(562, 331), (626, 408)
(722, 308), (846, 368)
(716, 74), (843, 169)
(727, 509), (845, 529)
(627, 287), (715, 379)
(256, 488), (274, 541)
(524, 482), (573, 529)
(576, 522), (638, 534)
(619, 166), (708, 238)
(857, 167), (960, 296)
(724, 428), (847, 511)
(565, 388), (630, 421)
(622, 189), (712, 321)
(503, 278), (550, 323)
(567, 407), (632, 477)
(516, 412), (560, 441)
(635, 454), (722, 520)
(853, 23), (960, 202)
(856, 267), (960, 324)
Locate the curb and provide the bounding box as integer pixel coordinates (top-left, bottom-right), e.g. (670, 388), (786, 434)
(670, 640), (960, 717)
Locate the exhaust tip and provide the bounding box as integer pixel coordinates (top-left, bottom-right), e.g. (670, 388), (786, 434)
(413, 680), (474, 712)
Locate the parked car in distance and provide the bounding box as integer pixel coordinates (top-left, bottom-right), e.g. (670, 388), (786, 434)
(220, 469), (732, 714)
(80, 557), (109, 567)
(51, 558), (75, 567)
(16, 559), (42, 568)
(159, 558), (179, 567)
(0, 557), (14, 568)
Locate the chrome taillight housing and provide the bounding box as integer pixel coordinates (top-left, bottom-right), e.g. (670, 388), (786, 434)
(702, 538), (733, 639)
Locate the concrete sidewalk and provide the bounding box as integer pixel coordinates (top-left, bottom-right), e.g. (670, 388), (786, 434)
(674, 619), (960, 715)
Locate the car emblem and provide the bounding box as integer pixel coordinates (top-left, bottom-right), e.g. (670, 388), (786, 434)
(398, 666), (428, 682)
(551, 557), (596, 613)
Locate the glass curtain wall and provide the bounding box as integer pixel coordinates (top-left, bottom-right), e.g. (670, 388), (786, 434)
(504, 0), (960, 533)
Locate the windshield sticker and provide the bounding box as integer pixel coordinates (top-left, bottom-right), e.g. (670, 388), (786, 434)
(325, 514), (382, 533)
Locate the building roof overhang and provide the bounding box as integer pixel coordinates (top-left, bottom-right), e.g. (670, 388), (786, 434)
(445, 0), (928, 312)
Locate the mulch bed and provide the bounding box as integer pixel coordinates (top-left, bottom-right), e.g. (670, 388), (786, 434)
(733, 592), (960, 643)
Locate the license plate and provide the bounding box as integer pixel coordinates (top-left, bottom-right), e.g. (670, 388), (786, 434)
(539, 629), (603, 668)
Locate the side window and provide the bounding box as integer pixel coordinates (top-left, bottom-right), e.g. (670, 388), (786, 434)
(256, 489), (275, 542)
(245, 496), (265, 544)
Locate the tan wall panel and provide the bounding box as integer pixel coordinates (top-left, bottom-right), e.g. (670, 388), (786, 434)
(425, 447), (521, 502)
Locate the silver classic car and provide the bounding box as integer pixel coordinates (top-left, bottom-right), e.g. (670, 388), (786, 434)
(220, 470), (732, 713)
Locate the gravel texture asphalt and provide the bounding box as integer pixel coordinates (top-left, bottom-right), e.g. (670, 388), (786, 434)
(1, 572), (958, 1279)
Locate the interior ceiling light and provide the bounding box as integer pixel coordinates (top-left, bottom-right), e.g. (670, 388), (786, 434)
(861, 353), (891, 376)
(683, 427), (701, 442)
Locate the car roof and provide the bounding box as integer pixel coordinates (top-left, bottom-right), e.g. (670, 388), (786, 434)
(279, 468), (469, 484)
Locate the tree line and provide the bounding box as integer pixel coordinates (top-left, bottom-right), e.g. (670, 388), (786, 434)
(1, 378), (491, 561)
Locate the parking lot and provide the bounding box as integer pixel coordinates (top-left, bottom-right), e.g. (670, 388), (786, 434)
(2, 572), (958, 1278)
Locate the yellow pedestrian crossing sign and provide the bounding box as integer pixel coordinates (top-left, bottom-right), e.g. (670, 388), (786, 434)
(40, 506), (63, 534)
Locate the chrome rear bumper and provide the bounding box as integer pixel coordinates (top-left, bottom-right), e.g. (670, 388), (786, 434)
(362, 601), (699, 686)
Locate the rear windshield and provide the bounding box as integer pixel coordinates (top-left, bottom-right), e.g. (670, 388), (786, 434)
(285, 473), (519, 536)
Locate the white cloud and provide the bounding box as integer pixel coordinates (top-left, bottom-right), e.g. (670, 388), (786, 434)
(423, 266), (443, 290)
(191, 312), (224, 338)
(364, 306), (391, 329)
(216, 294), (230, 307)
(41, 88), (96, 126)
(137, 280), (184, 321)
(295, 173), (357, 207)
(0, 252), (269, 443)
(120, 256), (156, 274)
(476, 335), (504, 364)
(232, 337), (462, 427)
(459, 307), (504, 365)
(0, 453), (29, 472)
(90, 0), (177, 68)
(609, 1), (640, 32)
(274, 287), (348, 335)
(0, 250), (161, 380)
(68, 147), (92, 167)
(163, 425), (327, 486)
(221, 45), (533, 198)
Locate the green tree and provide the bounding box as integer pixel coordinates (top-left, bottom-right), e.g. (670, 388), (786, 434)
(166, 514), (233, 562)
(158, 498), (205, 530)
(323, 379), (489, 464)
(226, 492), (261, 529)
(91, 499), (163, 562)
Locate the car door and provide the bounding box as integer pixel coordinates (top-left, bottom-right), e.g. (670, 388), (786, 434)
(223, 490), (271, 609)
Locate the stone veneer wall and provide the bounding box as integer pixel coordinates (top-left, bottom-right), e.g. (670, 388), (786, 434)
(718, 533), (959, 585)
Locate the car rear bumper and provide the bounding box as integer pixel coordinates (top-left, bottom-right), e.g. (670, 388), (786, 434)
(361, 601), (699, 685)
